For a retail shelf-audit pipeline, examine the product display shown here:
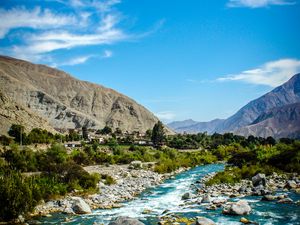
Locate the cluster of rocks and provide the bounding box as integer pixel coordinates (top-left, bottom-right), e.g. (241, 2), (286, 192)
(158, 212), (216, 225)
(33, 196), (92, 216)
(173, 171), (300, 224)
(86, 168), (164, 209)
(32, 163), (184, 216)
(198, 172), (300, 202)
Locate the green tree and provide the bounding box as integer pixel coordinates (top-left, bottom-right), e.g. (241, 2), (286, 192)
(82, 126), (89, 140)
(151, 121), (165, 147)
(8, 124), (26, 145)
(0, 170), (34, 221)
(101, 126), (112, 135)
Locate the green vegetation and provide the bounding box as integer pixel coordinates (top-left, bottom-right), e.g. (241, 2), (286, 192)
(151, 121), (165, 147)
(206, 140), (300, 186)
(154, 149), (217, 173)
(0, 123), (299, 222)
(0, 144), (100, 222)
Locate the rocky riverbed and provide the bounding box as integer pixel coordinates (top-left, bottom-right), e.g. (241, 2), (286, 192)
(32, 162), (187, 217)
(166, 171), (300, 224)
(32, 164), (300, 225)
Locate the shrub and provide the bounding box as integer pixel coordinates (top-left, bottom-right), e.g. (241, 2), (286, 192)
(0, 170), (35, 221)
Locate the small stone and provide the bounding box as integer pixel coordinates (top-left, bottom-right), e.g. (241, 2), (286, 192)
(277, 198), (293, 204)
(206, 204), (217, 210)
(240, 217), (250, 224)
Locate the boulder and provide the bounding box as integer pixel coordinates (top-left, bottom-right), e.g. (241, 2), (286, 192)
(239, 185), (247, 193)
(285, 180), (297, 189)
(206, 204), (217, 210)
(223, 200), (251, 215)
(201, 194), (212, 203)
(212, 198), (227, 206)
(277, 198), (293, 204)
(71, 197), (92, 214)
(129, 161), (143, 169)
(196, 217), (216, 225)
(261, 195), (277, 201)
(108, 216), (145, 225)
(252, 173), (266, 187)
(182, 192), (193, 200)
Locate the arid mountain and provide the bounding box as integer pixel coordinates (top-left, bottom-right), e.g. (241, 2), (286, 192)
(215, 73), (300, 133)
(167, 119), (198, 130)
(236, 103), (300, 139)
(0, 55), (160, 133)
(169, 119), (224, 134)
(169, 73), (300, 138)
(0, 89), (56, 135)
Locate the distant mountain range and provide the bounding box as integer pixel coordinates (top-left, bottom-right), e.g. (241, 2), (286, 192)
(0, 56), (160, 134)
(168, 73), (300, 139)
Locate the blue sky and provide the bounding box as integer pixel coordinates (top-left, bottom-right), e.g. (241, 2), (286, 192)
(1, 0), (300, 122)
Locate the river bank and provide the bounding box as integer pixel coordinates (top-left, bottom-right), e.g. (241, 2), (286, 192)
(30, 163), (300, 225)
(32, 163), (188, 217)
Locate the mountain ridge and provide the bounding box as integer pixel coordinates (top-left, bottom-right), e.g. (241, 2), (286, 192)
(0, 55), (161, 133)
(169, 73), (300, 138)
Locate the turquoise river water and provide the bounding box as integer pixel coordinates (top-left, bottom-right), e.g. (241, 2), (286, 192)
(36, 164), (300, 225)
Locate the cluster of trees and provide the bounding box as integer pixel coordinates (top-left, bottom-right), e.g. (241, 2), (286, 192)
(1, 125), (65, 146)
(1, 121), (299, 222)
(0, 144), (100, 222)
(206, 140), (300, 186)
(166, 132), (279, 150)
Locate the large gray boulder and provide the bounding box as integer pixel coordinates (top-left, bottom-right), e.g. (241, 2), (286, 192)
(201, 194), (212, 203)
(71, 197), (92, 214)
(182, 192), (193, 200)
(196, 216), (216, 225)
(286, 180), (297, 189)
(108, 217), (145, 225)
(223, 200), (251, 215)
(252, 173), (266, 187)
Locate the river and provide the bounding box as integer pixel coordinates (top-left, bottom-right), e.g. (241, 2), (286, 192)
(37, 164), (300, 225)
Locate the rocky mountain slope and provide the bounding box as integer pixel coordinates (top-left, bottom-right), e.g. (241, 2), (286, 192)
(0, 89), (56, 135)
(0, 55), (159, 133)
(171, 119), (224, 134)
(167, 119), (198, 130)
(169, 73), (300, 138)
(235, 102), (300, 139)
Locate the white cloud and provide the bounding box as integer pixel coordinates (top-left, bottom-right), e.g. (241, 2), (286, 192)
(60, 55), (94, 66)
(7, 10), (126, 61)
(0, 0), (164, 64)
(227, 0), (296, 8)
(103, 50), (113, 58)
(217, 58), (300, 87)
(0, 7), (75, 39)
(155, 111), (176, 121)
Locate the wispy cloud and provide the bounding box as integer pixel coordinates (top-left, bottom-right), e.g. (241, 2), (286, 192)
(52, 49), (113, 67)
(186, 79), (212, 84)
(103, 50), (113, 58)
(57, 55), (94, 67)
(227, 0), (296, 8)
(0, 0), (163, 64)
(217, 58), (300, 87)
(155, 111), (176, 121)
(0, 7), (75, 39)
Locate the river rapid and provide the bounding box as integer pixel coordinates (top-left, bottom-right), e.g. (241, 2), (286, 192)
(37, 164), (300, 225)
